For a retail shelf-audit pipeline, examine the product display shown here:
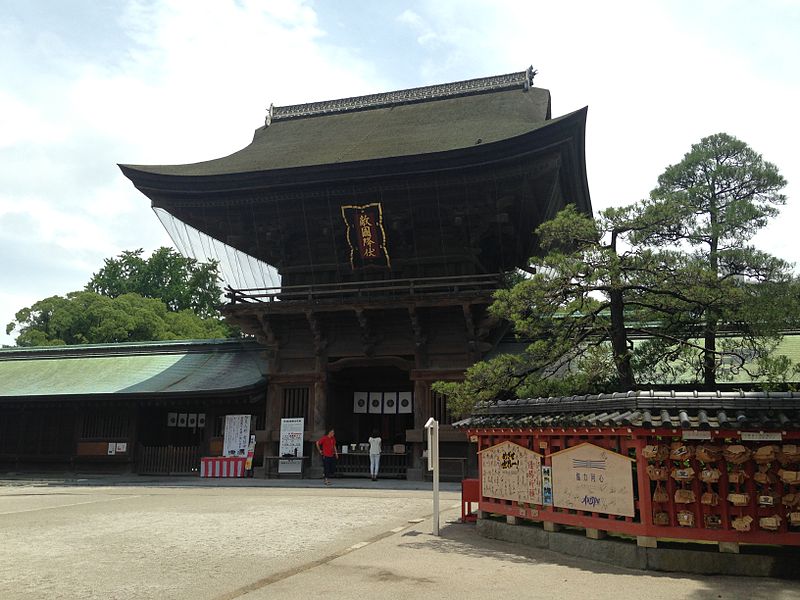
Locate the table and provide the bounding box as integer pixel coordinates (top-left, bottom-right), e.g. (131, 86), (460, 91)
(200, 456), (247, 478)
(264, 455), (309, 478)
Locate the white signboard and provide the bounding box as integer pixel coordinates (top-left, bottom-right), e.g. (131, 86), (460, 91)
(223, 414), (251, 457)
(383, 392), (398, 414)
(278, 418), (305, 473)
(353, 392), (368, 414)
(550, 443), (635, 517)
(741, 432), (782, 441)
(398, 391), (413, 414)
(682, 430), (711, 440)
(368, 392), (383, 414)
(479, 441), (543, 505)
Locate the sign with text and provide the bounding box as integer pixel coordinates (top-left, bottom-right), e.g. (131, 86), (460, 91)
(541, 466), (553, 506)
(341, 203), (391, 269)
(550, 443), (635, 517)
(278, 418), (304, 474)
(479, 440), (543, 505)
(741, 432), (782, 441)
(682, 430), (711, 440)
(223, 414), (251, 457)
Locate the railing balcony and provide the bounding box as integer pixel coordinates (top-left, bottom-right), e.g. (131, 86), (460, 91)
(224, 273), (503, 305)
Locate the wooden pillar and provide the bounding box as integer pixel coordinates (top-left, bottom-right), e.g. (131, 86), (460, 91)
(312, 378), (327, 435)
(413, 379), (429, 430)
(266, 382), (282, 455)
(127, 404), (139, 474)
(310, 376), (327, 476)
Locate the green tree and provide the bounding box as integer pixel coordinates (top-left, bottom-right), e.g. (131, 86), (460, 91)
(634, 132), (790, 388)
(435, 205), (641, 416)
(7, 291), (231, 347)
(87, 247), (224, 319)
(436, 133), (794, 416)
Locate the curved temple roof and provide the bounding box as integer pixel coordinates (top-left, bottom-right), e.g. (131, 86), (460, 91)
(120, 68), (575, 179)
(0, 339), (267, 399)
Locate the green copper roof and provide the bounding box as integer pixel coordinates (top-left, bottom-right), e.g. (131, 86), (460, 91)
(0, 339), (267, 398)
(121, 74), (557, 177)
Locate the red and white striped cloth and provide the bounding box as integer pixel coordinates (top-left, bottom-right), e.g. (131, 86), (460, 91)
(200, 457), (247, 478)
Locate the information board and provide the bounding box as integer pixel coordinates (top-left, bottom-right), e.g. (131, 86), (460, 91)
(223, 414), (251, 457)
(278, 418), (304, 473)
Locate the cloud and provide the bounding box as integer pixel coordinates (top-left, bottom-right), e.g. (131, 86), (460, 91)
(2, 0), (798, 347)
(0, 0), (383, 344)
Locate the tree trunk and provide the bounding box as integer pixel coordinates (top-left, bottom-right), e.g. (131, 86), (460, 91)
(610, 285), (635, 389)
(608, 230), (635, 389)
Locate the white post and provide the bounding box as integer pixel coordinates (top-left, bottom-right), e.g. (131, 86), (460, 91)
(425, 417), (440, 536)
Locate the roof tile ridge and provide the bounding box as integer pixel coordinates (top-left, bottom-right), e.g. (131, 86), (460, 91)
(267, 67), (536, 124)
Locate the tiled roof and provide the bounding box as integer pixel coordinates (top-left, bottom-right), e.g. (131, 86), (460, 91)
(0, 339), (267, 399)
(454, 390), (800, 430)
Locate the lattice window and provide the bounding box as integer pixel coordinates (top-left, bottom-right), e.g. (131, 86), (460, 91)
(81, 412), (130, 440)
(283, 387), (310, 420)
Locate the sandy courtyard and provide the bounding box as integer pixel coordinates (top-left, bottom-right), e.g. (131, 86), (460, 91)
(0, 482), (453, 600)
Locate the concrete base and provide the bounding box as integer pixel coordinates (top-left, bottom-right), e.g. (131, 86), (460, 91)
(586, 528), (606, 540)
(719, 542), (740, 554)
(477, 519), (800, 578)
(506, 515), (519, 525)
(637, 536), (657, 548)
(543, 521), (561, 533)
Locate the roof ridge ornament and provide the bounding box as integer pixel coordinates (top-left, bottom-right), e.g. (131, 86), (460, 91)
(268, 67), (537, 122)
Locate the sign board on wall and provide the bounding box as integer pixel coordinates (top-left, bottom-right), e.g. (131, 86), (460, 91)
(479, 440), (543, 505)
(383, 392), (397, 414)
(550, 443), (635, 517)
(398, 392), (413, 414)
(278, 418), (305, 474)
(353, 392), (368, 414)
(541, 465), (553, 506)
(223, 414), (251, 457)
(368, 392), (383, 414)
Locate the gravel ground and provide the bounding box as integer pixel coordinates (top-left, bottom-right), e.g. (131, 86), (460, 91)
(1, 480), (798, 600)
(0, 482), (454, 600)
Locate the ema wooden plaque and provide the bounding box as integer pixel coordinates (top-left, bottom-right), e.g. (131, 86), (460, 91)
(550, 443), (635, 517)
(479, 440), (543, 505)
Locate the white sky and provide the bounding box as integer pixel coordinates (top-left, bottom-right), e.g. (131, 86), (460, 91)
(1, 0), (799, 346)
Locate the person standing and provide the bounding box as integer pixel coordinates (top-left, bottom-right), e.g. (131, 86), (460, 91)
(368, 429), (382, 481)
(316, 429), (338, 485)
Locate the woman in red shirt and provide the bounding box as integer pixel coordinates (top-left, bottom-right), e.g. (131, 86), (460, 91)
(316, 429), (339, 485)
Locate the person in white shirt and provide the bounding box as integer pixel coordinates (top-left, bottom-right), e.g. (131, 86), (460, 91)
(368, 429), (382, 481)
